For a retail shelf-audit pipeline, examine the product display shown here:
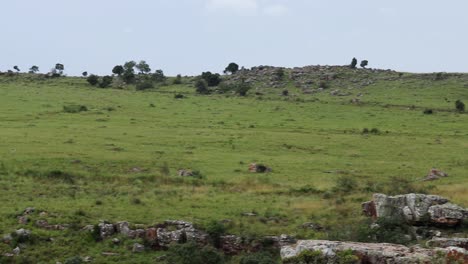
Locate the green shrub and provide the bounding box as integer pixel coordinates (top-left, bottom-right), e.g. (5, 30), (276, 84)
(173, 74), (183, 84)
(136, 80), (154, 90)
(337, 249), (359, 264)
(455, 100), (465, 112)
(174, 93), (185, 99)
(63, 104), (88, 113)
(333, 176), (357, 194)
(205, 220), (226, 248)
(201, 72), (221, 87)
(283, 250), (326, 264)
(86, 74), (99, 86)
(195, 79), (210, 94)
(64, 256), (83, 264)
(318, 81), (329, 89)
(240, 251), (276, 264)
(423, 109), (434, 114)
(98, 75), (113, 88)
(165, 243), (224, 264)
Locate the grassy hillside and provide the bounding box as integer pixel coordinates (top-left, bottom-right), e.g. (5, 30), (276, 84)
(0, 68), (467, 262)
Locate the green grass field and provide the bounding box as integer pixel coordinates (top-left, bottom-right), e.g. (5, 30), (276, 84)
(0, 71), (467, 263)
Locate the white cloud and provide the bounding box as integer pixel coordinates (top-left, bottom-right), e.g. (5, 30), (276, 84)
(262, 4), (289, 17)
(205, 0), (259, 15)
(205, 0), (290, 17)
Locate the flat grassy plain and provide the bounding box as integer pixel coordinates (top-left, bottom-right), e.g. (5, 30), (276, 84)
(0, 71), (467, 262)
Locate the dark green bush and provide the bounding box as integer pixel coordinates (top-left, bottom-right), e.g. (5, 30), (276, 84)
(240, 251), (276, 264)
(98, 75), (113, 88)
(423, 109), (433, 114)
(455, 100), (465, 112)
(205, 220), (226, 248)
(136, 80), (154, 90)
(201, 72), (221, 87)
(195, 79), (210, 94)
(86, 74), (99, 86)
(333, 176), (357, 194)
(165, 243), (224, 264)
(63, 104), (88, 113)
(173, 74), (183, 84)
(283, 250), (325, 264)
(174, 93), (185, 99)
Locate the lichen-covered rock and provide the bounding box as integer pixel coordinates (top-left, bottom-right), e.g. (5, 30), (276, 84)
(281, 240), (467, 263)
(98, 222), (115, 239)
(362, 193), (467, 227)
(427, 237), (468, 250)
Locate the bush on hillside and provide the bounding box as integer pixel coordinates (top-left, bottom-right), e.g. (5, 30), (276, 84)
(195, 79), (210, 94)
(86, 74), (99, 86)
(63, 104), (88, 113)
(136, 80), (154, 90)
(201, 72), (221, 87)
(165, 243), (224, 264)
(455, 100), (465, 112)
(99, 76), (113, 88)
(173, 74), (183, 84)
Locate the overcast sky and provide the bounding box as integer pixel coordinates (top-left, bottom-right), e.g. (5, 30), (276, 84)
(1, 0), (467, 76)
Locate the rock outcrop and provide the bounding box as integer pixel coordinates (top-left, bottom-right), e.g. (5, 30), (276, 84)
(362, 193), (468, 227)
(281, 240), (468, 263)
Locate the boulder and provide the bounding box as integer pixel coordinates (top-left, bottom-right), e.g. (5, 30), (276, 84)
(178, 169), (193, 177)
(132, 243), (145, 253)
(98, 222), (115, 239)
(281, 240), (467, 263)
(427, 237), (468, 250)
(362, 193), (467, 227)
(248, 163), (272, 173)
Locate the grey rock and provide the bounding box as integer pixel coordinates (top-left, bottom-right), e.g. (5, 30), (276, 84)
(281, 240), (467, 263)
(362, 193), (467, 227)
(132, 243), (145, 253)
(12, 247), (20, 256)
(427, 237), (468, 249)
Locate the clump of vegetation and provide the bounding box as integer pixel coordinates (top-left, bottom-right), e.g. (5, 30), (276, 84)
(86, 74), (99, 86)
(283, 250), (326, 264)
(362, 128), (380, 135)
(319, 81), (329, 89)
(173, 74), (183, 84)
(195, 79), (210, 94)
(423, 109), (434, 114)
(224, 62), (239, 75)
(332, 176), (358, 194)
(165, 243), (225, 264)
(455, 100), (465, 112)
(98, 76), (113, 88)
(136, 79), (154, 90)
(174, 93), (185, 99)
(239, 251), (276, 264)
(205, 220), (226, 248)
(201, 72), (221, 87)
(350, 57), (358, 69)
(63, 104), (88, 113)
(360, 60), (368, 68)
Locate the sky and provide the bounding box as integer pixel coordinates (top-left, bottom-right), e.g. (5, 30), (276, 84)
(1, 0), (467, 76)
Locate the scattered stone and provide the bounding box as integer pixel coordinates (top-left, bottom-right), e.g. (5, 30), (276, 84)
(15, 229), (31, 238)
(424, 168), (449, 181)
(23, 207), (35, 215)
(241, 212), (257, 217)
(83, 256), (92, 262)
(301, 222), (324, 231)
(98, 222), (115, 239)
(248, 163), (271, 173)
(112, 238), (120, 245)
(18, 216), (29, 225)
(132, 243), (145, 253)
(12, 247), (20, 256)
(101, 252), (120, 256)
(82, 225), (95, 232)
(177, 169), (193, 177)
(2, 234), (13, 244)
(39, 211), (48, 217)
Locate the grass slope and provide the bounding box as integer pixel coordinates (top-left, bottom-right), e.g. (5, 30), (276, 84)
(0, 71), (467, 262)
